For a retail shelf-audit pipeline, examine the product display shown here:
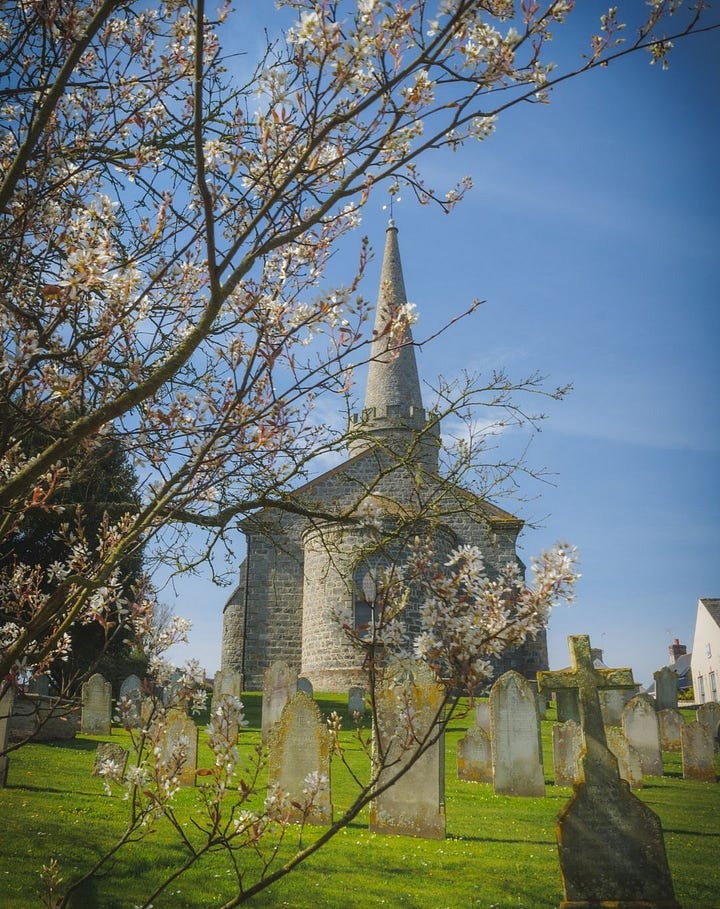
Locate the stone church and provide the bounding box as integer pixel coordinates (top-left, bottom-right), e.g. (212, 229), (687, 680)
(221, 222), (548, 691)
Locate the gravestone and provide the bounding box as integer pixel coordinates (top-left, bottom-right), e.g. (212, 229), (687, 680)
(212, 667), (242, 706)
(490, 671), (544, 797)
(696, 702), (720, 751)
(605, 728), (643, 789)
(119, 674), (143, 726)
(598, 688), (630, 727)
(28, 675), (51, 696)
(622, 694), (663, 776)
(657, 708), (683, 752)
(92, 742), (129, 778)
(296, 677), (313, 697)
(552, 720), (584, 788)
(369, 662), (445, 839)
(556, 688), (580, 724)
(81, 673), (112, 735)
(0, 686), (16, 788)
(267, 692), (332, 825)
(538, 635), (679, 909)
(681, 721), (716, 782)
(457, 726), (493, 783)
(474, 700), (491, 735)
(654, 666), (678, 711)
(348, 686), (365, 719)
(261, 661), (296, 744)
(156, 707), (198, 786)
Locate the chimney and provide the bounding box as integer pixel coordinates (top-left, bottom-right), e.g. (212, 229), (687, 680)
(668, 639), (687, 664)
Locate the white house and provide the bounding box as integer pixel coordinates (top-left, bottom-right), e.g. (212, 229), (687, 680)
(691, 598), (720, 704)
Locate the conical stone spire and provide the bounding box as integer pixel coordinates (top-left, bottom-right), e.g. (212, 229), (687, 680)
(349, 221), (439, 470)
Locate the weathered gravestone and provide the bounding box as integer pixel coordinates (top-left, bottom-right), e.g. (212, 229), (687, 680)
(474, 699), (491, 735)
(81, 673), (112, 736)
(267, 692), (332, 825)
(212, 667), (242, 707)
(210, 667), (243, 742)
(696, 702), (720, 751)
(556, 688), (580, 724)
(92, 742), (129, 778)
(369, 662), (445, 839)
(261, 661), (296, 744)
(538, 635), (679, 909)
(490, 670), (544, 797)
(348, 686), (365, 720)
(598, 688), (632, 727)
(658, 708), (683, 752)
(622, 693), (663, 776)
(605, 727), (643, 790)
(681, 721), (716, 782)
(296, 677), (313, 697)
(654, 666), (679, 712)
(156, 707), (198, 787)
(119, 674), (143, 726)
(457, 725), (493, 783)
(552, 720), (584, 788)
(0, 685), (16, 788)
(28, 675), (51, 696)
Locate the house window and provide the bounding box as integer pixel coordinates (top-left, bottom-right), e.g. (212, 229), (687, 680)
(710, 671), (717, 702)
(697, 675), (706, 703)
(706, 643), (712, 659)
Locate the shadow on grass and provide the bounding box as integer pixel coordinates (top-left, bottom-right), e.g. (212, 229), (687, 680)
(663, 828), (720, 839)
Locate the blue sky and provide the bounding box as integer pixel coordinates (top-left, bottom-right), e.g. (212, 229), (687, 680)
(164, 12), (719, 689)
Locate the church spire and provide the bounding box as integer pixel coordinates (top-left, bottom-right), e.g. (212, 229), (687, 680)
(349, 221), (439, 469)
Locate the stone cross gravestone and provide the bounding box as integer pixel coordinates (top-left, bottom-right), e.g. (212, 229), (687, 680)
(267, 692), (332, 825)
(490, 670), (544, 797)
(81, 673), (112, 736)
(369, 662), (445, 840)
(261, 661), (296, 744)
(156, 707), (198, 787)
(622, 693), (663, 776)
(0, 685), (16, 788)
(552, 720), (584, 788)
(537, 635), (679, 909)
(653, 666), (679, 712)
(457, 725), (493, 783)
(681, 720), (716, 782)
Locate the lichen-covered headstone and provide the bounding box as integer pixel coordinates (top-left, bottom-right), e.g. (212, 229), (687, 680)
(681, 721), (716, 781)
(654, 666), (679, 711)
(92, 742), (129, 778)
(261, 661), (296, 744)
(81, 673), (112, 736)
(552, 720), (584, 788)
(210, 667), (243, 742)
(599, 688), (631, 727)
(556, 688), (580, 724)
(622, 694), (663, 776)
(658, 708), (683, 752)
(0, 686), (15, 787)
(155, 707), (198, 787)
(457, 726), (492, 783)
(605, 727), (643, 790)
(267, 692), (332, 825)
(369, 662), (445, 840)
(490, 671), (544, 797)
(696, 702), (720, 752)
(538, 635), (679, 909)
(296, 677), (313, 697)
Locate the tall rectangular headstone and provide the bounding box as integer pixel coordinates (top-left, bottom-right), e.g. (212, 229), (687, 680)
(490, 671), (544, 797)
(81, 673), (112, 736)
(657, 708), (683, 752)
(348, 686), (366, 721)
(457, 726), (493, 783)
(552, 720), (584, 788)
(654, 666), (679, 712)
(156, 707), (198, 787)
(605, 728), (643, 790)
(261, 661), (296, 744)
(681, 721), (716, 781)
(538, 635), (679, 909)
(118, 674), (143, 727)
(0, 686), (16, 788)
(556, 688), (580, 724)
(474, 700), (491, 735)
(369, 663), (445, 839)
(622, 694), (663, 776)
(696, 702), (720, 751)
(267, 692), (332, 825)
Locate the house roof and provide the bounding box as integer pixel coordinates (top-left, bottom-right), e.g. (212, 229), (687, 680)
(700, 598), (720, 628)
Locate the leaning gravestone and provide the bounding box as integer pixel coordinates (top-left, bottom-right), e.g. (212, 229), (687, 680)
(622, 693), (663, 776)
(538, 635), (679, 909)
(81, 673), (112, 736)
(261, 661), (296, 744)
(658, 708), (683, 752)
(681, 721), (716, 782)
(92, 742), (129, 779)
(267, 692), (332, 825)
(156, 707), (198, 786)
(369, 662), (445, 839)
(490, 671), (544, 797)
(696, 702), (720, 751)
(348, 686), (365, 720)
(654, 666), (678, 712)
(605, 727), (643, 790)
(457, 726), (493, 783)
(552, 720), (584, 788)
(0, 686), (16, 788)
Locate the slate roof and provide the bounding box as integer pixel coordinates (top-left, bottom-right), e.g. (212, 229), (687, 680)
(700, 597), (720, 627)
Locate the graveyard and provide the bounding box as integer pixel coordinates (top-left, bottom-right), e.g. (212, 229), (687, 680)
(0, 683), (718, 909)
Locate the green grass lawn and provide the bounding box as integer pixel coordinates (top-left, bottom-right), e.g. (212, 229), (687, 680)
(0, 697), (718, 909)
